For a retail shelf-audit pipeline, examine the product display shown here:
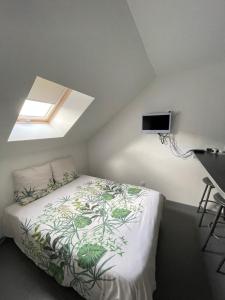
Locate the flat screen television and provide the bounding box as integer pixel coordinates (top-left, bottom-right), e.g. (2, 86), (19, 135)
(142, 112), (171, 133)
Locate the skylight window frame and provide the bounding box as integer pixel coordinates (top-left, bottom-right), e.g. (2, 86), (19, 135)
(17, 89), (72, 124)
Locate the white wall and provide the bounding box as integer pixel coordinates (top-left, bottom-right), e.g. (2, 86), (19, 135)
(0, 0), (153, 151)
(88, 60), (225, 206)
(0, 142), (88, 237)
(126, 0), (225, 75)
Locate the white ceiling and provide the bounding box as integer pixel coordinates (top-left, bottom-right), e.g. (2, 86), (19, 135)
(0, 0), (154, 157)
(2, 0), (224, 157)
(127, 0), (225, 74)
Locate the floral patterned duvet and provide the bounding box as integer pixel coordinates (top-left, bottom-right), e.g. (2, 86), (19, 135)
(3, 175), (163, 300)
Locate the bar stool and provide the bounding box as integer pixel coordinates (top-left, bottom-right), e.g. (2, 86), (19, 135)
(217, 255), (225, 274)
(197, 177), (215, 227)
(202, 193), (225, 251)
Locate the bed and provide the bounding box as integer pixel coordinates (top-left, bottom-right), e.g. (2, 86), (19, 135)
(2, 175), (164, 300)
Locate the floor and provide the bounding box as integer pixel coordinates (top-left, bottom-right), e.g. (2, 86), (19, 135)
(0, 200), (224, 300)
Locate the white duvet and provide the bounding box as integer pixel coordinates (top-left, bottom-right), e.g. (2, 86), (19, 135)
(2, 175), (164, 300)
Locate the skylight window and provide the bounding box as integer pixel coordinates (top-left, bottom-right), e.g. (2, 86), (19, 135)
(19, 100), (53, 119)
(8, 76), (95, 141)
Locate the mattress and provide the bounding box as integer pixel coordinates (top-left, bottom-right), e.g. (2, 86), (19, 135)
(2, 175), (164, 300)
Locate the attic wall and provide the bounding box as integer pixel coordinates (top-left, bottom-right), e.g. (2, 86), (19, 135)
(0, 0), (154, 156)
(126, 0), (225, 75)
(0, 0), (154, 237)
(0, 142), (88, 237)
(88, 60), (225, 206)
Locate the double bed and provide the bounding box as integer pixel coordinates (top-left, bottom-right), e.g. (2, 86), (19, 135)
(2, 175), (164, 300)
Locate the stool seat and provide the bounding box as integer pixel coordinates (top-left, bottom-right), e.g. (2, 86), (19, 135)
(203, 177), (215, 188)
(214, 193), (225, 207)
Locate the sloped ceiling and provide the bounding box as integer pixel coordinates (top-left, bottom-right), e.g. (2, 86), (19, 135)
(0, 0), (155, 157)
(127, 0), (225, 74)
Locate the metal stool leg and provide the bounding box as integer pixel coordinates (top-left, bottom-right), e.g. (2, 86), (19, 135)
(0, 237), (5, 245)
(197, 184), (208, 213)
(199, 185), (213, 227)
(217, 256), (225, 273)
(202, 205), (223, 251)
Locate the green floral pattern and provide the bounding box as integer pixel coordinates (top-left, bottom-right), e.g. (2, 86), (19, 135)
(54, 171), (79, 189)
(15, 172), (79, 206)
(19, 179), (146, 298)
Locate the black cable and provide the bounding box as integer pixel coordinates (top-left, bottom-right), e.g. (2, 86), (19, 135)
(158, 133), (193, 159)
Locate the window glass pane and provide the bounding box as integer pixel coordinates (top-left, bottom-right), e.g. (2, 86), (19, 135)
(19, 100), (53, 118)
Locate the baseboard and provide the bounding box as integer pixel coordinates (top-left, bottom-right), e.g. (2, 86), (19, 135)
(166, 199), (197, 209)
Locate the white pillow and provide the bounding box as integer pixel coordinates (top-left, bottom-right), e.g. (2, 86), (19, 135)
(50, 156), (78, 187)
(13, 163), (54, 206)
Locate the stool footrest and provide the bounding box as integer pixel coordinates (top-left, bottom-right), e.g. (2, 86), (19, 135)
(214, 193), (225, 206)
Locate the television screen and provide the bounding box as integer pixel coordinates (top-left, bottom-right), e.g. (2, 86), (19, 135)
(142, 112), (171, 133)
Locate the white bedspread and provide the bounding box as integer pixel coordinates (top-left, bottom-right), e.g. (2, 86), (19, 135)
(2, 175), (164, 300)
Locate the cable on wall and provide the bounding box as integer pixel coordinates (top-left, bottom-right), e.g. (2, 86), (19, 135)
(158, 133), (194, 159)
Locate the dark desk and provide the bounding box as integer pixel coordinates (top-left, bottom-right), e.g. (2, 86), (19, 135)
(194, 151), (225, 196)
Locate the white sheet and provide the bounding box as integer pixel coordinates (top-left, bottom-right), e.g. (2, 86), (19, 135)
(2, 175), (164, 300)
